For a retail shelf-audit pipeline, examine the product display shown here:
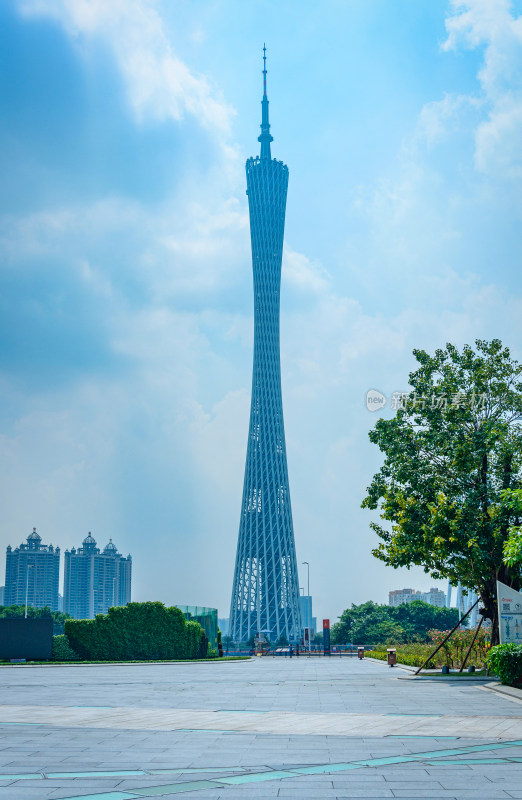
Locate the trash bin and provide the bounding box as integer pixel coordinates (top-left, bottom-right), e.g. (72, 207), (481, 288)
(387, 648), (397, 667)
(358, 646), (364, 660)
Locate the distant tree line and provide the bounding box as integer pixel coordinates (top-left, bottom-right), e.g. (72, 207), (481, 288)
(331, 600), (460, 645)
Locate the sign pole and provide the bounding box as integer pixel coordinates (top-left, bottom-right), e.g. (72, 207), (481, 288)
(323, 618), (330, 656)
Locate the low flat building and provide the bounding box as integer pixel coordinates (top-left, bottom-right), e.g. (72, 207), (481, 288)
(176, 605), (218, 647)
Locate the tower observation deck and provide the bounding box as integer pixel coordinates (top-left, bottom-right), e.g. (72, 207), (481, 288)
(229, 48), (301, 643)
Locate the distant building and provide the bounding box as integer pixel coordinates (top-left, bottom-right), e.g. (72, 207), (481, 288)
(300, 595), (314, 635)
(64, 534), (132, 619)
(5, 529), (60, 611)
(389, 587), (446, 608)
(176, 605), (218, 647)
(218, 617), (229, 635)
(0, 586), (4, 605)
(389, 588), (417, 606)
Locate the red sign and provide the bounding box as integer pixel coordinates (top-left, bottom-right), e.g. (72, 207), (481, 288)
(323, 618), (330, 629)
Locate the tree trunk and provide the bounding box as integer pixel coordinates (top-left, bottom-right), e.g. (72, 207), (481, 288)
(480, 579), (499, 646)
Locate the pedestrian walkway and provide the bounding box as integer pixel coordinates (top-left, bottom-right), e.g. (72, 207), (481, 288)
(0, 657), (521, 798)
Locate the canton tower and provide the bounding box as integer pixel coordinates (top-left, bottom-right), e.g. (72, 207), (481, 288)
(229, 48), (301, 643)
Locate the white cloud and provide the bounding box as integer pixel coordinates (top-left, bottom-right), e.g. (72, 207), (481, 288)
(415, 93), (478, 148)
(442, 0), (522, 178)
(17, 0), (235, 134)
(0, 192), (250, 302)
(282, 247), (331, 295)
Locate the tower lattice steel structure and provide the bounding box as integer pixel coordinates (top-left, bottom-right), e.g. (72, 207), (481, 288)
(229, 48), (301, 643)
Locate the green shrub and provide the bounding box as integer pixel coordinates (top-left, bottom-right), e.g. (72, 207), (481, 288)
(367, 649), (435, 668)
(368, 628), (489, 670)
(488, 643), (522, 686)
(64, 602), (207, 661)
(52, 635), (80, 661)
(427, 627), (490, 669)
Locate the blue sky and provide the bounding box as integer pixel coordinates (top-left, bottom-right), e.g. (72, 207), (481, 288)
(2, 0), (522, 624)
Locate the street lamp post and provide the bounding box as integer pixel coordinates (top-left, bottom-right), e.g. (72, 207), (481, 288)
(24, 563), (35, 619)
(302, 561), (311, 654)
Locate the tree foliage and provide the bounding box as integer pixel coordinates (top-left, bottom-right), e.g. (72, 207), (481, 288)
(501, 488), (522, 567)
(331, 600), (459, 645)
(52, 634), (80, 661)
(362, 340), (522, 643)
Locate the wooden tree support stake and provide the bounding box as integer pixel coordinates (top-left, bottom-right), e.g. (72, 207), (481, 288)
(414, 598), (479, 675)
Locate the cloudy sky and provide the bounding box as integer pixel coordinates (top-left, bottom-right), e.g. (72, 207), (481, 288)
(2, 0), (522, 624)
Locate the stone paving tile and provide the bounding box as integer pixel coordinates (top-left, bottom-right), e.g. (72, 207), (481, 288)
(1, 659), (522, 799)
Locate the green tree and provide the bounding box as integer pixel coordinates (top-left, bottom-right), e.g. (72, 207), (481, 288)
(394, 600), (459, 639)
(331, 601), (459, 645)
(332, 601), (403, 645)
(363, 340), (522, 644)
(502, 488), (522, 568)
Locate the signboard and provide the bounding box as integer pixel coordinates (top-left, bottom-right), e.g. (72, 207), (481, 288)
(497, 581), (522, 644)
(323, 618), (331, 656)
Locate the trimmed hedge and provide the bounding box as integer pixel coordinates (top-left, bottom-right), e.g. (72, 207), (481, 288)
(52, 634), (80, 661)
(64, 602), (208, 661)
(488, 643), (522, 686)
(368, 649), (435, 668)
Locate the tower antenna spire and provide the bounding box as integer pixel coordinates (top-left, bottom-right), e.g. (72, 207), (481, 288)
(258, 44), (273, 159)
(263, 43), (267, 96)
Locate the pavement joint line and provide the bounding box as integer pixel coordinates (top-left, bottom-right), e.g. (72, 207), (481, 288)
(0, 765), (250, 781)
(385, 734), (460, 739)
(48, 738), (522, 800)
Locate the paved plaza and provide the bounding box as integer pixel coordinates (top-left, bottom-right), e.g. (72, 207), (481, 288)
(0, 657), (522, 799)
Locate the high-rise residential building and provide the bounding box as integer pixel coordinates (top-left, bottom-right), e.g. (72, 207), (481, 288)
(300, 596), (314, 635)
(388, 588), (417, 606)
(229, 49), (301, 643)
(4, 529), (60, 611)
(422, 587), (447, 608)
(388, 587), (446, 608)
(64, 534), (131, 619)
